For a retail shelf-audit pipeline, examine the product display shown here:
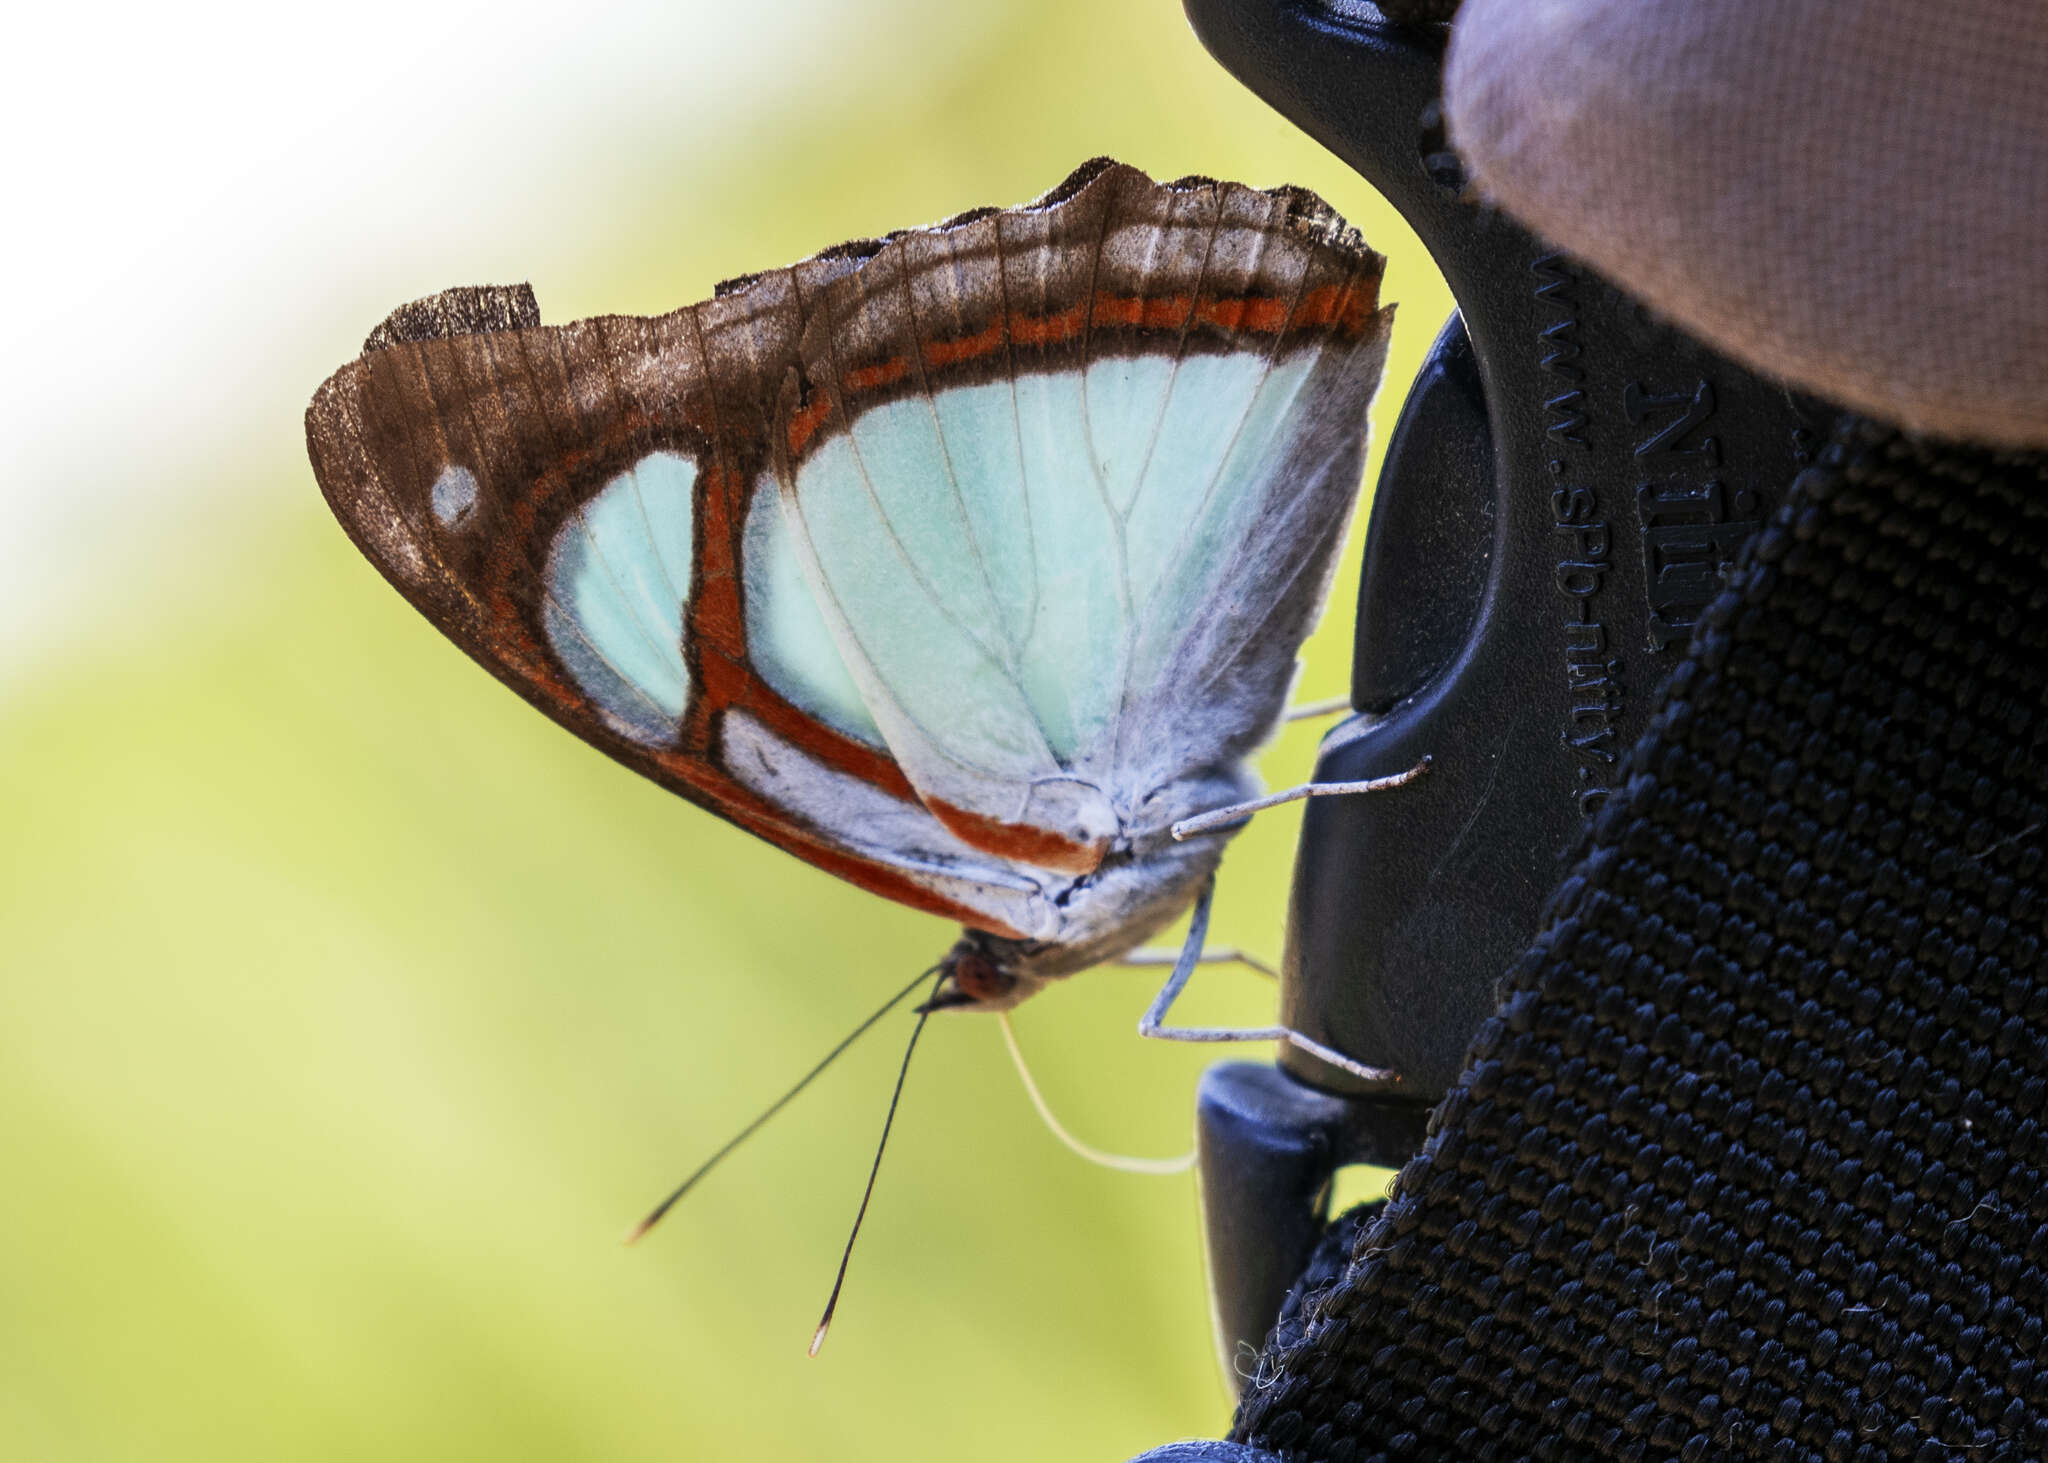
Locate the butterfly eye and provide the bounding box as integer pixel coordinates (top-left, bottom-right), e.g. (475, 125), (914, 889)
(947, 950), (1015, 1006)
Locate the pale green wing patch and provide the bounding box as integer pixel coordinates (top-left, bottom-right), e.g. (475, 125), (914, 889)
(1118, 351), (1321, 693)
(774, 346), (1373, 842)
(542, 451), (695, 745)
(777, 420), (1066, 777)
(741, 480), (885, 747)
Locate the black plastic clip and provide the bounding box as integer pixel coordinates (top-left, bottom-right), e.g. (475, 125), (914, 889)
(1181, 0), (1838, 1387)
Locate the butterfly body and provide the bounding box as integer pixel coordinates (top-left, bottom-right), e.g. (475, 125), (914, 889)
(308, 160), (1390, 1012)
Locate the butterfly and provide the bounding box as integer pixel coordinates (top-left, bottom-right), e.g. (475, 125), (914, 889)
(306, 158), (1392, 1023)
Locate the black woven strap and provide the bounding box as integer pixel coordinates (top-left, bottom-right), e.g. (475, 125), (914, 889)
(1232, 420), (2048, 1461)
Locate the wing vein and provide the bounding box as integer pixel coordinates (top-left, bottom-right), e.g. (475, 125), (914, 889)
(1124, 193), (1227, 531)
(602, 319), (695, 646)
(1104, 202), (1300, 771)
(1131, 216), (1307, 626)
(989, 217), (1043, 651)
(806, 277), (1039, 711)
(898, 244), (1020, 673)
(1071, 186), (1136, 743)
(1185, 416), (1358, 705)
(458, 328), (678, 728)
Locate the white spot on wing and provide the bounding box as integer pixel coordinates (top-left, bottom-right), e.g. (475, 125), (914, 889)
(431, 464), (479, 527)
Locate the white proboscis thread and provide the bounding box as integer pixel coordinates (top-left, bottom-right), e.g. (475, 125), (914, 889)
(997, 1013), (1193, 1176)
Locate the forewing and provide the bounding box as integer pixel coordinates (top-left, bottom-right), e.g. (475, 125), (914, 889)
(305, 278), (1053, 938)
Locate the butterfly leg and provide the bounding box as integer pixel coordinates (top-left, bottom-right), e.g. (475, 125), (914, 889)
(1136, 880), (1399, 1084)
(1117, 946), (1278, 980)
(1281, 693), (1352, 722)
(1170, 756), (1431, 841)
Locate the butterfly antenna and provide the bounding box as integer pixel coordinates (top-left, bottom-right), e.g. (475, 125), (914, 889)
(625, 965), (938, 1245)
(809, 968), (945, 1357)
(1170, 756), (1432, 840)
(998, 1012), (1192, 1175)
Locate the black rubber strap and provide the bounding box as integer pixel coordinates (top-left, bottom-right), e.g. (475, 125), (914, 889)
(1232, 420), (2048, 1461)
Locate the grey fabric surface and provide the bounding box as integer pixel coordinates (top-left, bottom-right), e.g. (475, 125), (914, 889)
(1445, 0), (2048, 448)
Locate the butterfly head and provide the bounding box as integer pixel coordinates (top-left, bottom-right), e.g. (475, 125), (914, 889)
(925, 931), (1049, 1014)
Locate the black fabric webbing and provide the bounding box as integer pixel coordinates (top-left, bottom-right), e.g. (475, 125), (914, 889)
(1254, 1203), (1388, 1382)
(1231, 420), (2048, 1462)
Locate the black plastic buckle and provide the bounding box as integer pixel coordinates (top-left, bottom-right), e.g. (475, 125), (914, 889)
(1181, 0), (1839, 1386)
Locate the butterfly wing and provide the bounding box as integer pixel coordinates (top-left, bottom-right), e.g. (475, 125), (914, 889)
(771, 161), (1393, 859)
(305, 275), (1056, 939)
(305, 160), (1390, 950)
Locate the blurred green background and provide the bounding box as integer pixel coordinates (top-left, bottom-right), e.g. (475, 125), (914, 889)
(0, 1), (1448, 1457)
